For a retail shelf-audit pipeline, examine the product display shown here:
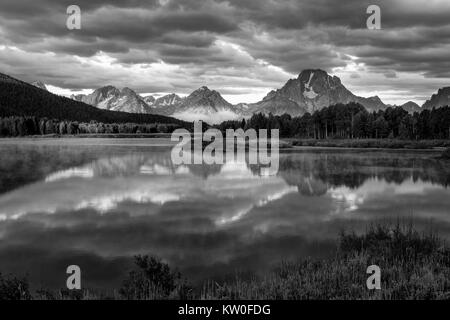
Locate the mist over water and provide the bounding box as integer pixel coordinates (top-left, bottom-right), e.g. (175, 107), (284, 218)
(0, 138), (450, 290)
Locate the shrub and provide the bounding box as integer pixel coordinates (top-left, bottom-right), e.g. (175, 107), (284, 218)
(0, 273), (32, 300)
(119, 255), (191, 300)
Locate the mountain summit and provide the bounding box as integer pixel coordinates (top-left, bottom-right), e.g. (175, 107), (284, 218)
(142, 93), (182, 114)
(182, 86), (232, 111)
(248, 69), (386, 115)
(72, 86), (152, 114)
(154, 93), (182, 107)
(170, 86), (240, 123)
(423, 87), (450, 110)
(400, 101), (421, 114)
(31, 81), (48, 91)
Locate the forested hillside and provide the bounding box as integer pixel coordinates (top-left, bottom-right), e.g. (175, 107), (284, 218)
(0, 72), (189, 126)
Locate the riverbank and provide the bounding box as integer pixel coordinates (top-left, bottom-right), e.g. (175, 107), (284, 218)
(0, 133), (173, 139)
(1, 135), (449, 151)
(1, 223), (449, 300)
(286, 138), (450, 150)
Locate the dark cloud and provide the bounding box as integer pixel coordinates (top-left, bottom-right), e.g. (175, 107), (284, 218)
(1, 0), (450, 102)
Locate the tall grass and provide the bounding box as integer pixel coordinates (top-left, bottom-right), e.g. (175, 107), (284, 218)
(1, 223), (449, 300)
(201, 223), (450, 299)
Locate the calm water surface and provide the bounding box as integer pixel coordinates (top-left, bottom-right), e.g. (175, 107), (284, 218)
(0, 138), (450, 289)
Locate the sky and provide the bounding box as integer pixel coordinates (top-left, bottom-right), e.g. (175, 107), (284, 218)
(1, 0), (450, 105)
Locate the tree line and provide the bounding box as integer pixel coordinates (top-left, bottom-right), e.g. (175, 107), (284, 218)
(0, 78), (190, 127)
(216, 102), (450, 140)
(2, 102), (450, 139)
(0, 116), (181, 136)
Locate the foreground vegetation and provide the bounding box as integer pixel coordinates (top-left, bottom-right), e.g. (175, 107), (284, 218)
(207, 224), (450, 300)
(1, 223), (449, 300)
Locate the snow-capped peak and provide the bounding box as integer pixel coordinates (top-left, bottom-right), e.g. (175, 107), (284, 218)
(31, 81), (48, 91)
(72, 85), (152, 113)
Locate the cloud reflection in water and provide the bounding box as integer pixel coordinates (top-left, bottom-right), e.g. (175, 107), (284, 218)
(0, 144), (450, 289)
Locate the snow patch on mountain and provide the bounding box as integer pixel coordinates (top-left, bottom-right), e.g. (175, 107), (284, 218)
(71, 86), (152, 113)
(68, 69), (392, 122)
(31, 81), (48, 91)
(143, 95), (155, 106)
(303, 72), (318, 99)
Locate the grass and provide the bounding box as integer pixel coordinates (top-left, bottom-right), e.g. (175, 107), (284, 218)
(1, 223), (449, 300)
(206, 223), (450, 300)
(289, 139), (450, 150)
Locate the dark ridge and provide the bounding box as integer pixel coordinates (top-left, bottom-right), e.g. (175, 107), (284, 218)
(0, 72), (190, 126)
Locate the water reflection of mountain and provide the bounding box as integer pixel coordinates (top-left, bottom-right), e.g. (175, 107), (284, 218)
(45, 153), (224, 181)
(44, 151), (450, 193)
(257, 153), (450, 195)
(2, 142), (450, 202)
(1, 145), (450, 291)
(281, 174), (329, 196)
(0, 144), (100, 193)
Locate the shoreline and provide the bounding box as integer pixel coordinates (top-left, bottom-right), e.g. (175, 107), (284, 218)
(285, 145), (445, 153)
(0, 133), (173, 139)
(285, 138), (450, 151)
(0, 136), (448, 153)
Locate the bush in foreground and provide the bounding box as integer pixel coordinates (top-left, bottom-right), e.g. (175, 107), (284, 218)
(0, 273), (32, 300)
(1, 224), (449, 300)
(119, 255), (192, 300)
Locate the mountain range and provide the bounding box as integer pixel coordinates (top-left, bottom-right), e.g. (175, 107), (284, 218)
(71, 86), (152, 114)
(71, 85), (244, 123)
(67, 69), (391, 123)
(0, 71), (189, 128)
(24, 69), (450, 123)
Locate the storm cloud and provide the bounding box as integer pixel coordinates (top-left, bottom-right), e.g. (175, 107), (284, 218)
(1, 0), (450, 104)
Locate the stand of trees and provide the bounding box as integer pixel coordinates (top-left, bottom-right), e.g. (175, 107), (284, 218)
(0, 116), (181, 136)
(2, 102), (450, 139)
(216, 103), (450, 140)
(0, 74), (190, 128)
